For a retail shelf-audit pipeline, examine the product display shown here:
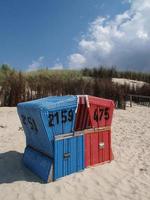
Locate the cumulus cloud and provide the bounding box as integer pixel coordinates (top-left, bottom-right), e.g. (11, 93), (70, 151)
(51, 63), (64, 70)
(28, 56), (44, 71)
(68, 0), (150, 71)
(69, 54), (86, 69)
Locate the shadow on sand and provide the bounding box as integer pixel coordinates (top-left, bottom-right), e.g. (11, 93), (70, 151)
(0, 151), (43, 184)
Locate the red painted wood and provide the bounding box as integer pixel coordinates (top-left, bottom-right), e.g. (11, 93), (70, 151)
(85, 130), (112, 167)
(91, 132), (99, 165)
(75, 96), (91, 131)
(75, 95), (114, 131)
(88, 96), (115, 128)
(85, 133), (90, 167)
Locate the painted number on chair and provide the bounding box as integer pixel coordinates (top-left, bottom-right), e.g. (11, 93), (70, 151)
(48, 109), (73, 127)
(21, 115), (38, 133)
(94, 108), (109, 122)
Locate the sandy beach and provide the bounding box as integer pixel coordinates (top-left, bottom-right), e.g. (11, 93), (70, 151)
(0, 105), (150, 200)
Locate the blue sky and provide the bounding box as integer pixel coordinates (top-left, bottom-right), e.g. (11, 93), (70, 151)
(0, 0), (130, 70)
(0, 0), (150, 71)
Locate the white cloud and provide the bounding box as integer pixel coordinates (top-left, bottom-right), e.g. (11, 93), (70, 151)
(50, 58), (64, 70)
(68, 53), (86, 68)
(28, 56), (44, 71)
(137, 30), (149, 40)
(68, 0), (150, 71)
(51, 63), (64, 70)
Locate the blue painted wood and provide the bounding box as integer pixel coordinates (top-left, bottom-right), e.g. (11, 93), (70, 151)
(17, 104), (54, 157)
(54, 135), (84, 180)
(23, 146), (53, 182)
(17, 95), (78, 158)
(18, 95), (85, 182)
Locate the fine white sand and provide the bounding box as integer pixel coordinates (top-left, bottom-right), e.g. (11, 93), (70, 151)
(0, 105), (150, 200)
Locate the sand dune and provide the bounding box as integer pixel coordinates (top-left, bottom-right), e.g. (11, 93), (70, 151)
(112, 78), (148, 88)
(0, 105), (150, 200)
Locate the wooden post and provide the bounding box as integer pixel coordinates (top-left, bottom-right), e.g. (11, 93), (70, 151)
(130, 95), (132, 107)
